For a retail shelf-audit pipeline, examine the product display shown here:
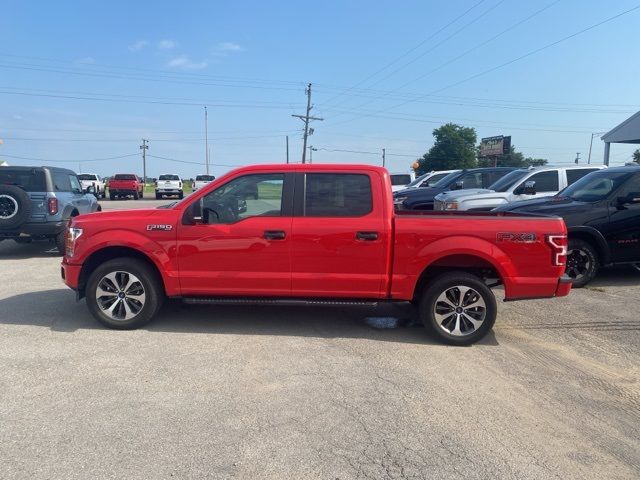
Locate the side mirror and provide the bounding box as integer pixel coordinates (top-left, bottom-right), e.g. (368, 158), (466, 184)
(617, 194), (640, 207)
(183, 200), (203, 225)
(452, 180), (464, 190)
(85, 186), (96, 195)
(523, 180), (536, 195)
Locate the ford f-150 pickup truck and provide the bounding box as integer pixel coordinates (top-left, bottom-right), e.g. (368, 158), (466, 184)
(61, 164), (571, 345)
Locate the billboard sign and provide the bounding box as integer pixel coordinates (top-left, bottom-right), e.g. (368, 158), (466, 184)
(480, 136), (511, 156)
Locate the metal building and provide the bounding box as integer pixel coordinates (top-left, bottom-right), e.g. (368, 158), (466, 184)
(601, 110), (640, 165)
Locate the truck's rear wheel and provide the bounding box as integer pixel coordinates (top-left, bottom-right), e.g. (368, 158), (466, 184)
(419, 271), (497, 346)
(566, 239), (598, 288)
(86, 258), (164, 329)
(133, 191), (139, 200)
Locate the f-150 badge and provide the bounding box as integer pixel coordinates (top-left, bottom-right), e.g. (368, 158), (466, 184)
(147, 224), (173, 231)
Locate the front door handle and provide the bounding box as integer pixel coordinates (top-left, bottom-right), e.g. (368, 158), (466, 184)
(263, 230), (286, 240)
(356, 231), (378, 241)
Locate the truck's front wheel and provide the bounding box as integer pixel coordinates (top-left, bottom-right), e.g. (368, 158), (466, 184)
(419, 271), (497, 346)
(86, 258), (164, 329)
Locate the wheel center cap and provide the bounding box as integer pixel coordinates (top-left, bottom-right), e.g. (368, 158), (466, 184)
(455, 307), (463, 314)
(118, 292), (126, 299)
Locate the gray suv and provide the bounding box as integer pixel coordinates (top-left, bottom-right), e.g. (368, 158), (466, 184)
(0, 166), (101, 254)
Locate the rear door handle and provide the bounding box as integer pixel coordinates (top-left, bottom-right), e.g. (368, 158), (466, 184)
(263, 230), (286, 240)
(356, 231), (378, 241)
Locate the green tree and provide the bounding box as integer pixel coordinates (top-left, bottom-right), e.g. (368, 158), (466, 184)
(416, 123), (477, 174)
(633, 148), (640, 164)
(478, 145), (547, 168)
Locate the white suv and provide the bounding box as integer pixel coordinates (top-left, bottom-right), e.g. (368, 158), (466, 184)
(77, 173), (105, 198)
(434, 165), (606, 211)
(155, 174), (183, 199)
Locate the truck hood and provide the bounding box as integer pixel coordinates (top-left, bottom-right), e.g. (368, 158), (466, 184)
(435, 188), (495, 201)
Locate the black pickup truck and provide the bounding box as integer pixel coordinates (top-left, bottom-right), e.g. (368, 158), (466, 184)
(495, 166), (640, 286)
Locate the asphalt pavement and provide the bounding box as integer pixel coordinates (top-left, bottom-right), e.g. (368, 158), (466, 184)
(0, 200), (638, 479)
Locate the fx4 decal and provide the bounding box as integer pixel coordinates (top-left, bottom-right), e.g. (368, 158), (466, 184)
(496, 232), (537, 243)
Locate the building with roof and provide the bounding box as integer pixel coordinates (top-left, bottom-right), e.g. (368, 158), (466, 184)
(601, 111), (640, 165)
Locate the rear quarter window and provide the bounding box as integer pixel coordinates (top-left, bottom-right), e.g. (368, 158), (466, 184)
(0, 169), (46, 192)
(304, 173), (372, 217)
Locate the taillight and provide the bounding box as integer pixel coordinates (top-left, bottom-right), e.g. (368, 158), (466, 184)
(546, 234), (568, 267)
(47, 197), (58, 215)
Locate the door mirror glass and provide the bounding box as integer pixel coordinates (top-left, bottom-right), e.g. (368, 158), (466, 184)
(452, 180), (464, 190)
(85, 185), (96, 195)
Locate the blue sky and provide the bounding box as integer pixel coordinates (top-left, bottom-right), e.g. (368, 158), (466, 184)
(1, 0), (639, 177)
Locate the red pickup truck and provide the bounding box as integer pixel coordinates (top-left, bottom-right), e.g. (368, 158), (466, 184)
(61, 164), (571, 345)
(108, 174), (144, 200)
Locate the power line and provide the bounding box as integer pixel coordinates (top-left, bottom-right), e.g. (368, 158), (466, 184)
(0, 153), (139, 163)
(146, 154), (242, 168)
(325, 3), (640, 128)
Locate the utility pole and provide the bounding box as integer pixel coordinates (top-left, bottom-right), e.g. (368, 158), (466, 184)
(204, 106), (209, 174)
(588, 132), (605, 164)
(140, 139), (148, 184)
(292, 83), (323, 163)
(382, 148), (386, 167)
(575, 152), (581, 164)
(286, 135), (289, 164)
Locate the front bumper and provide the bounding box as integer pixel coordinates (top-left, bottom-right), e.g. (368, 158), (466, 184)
(61, 258), (82, 291)
(156, 189), (182, 194)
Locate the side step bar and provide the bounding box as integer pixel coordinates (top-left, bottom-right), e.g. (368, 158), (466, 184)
(183, 297), (379, 307)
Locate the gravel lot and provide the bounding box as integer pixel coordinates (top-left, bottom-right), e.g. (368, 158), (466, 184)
(1, 199), (639, 479)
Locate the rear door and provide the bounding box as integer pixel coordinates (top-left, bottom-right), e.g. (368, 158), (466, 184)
(290, 171), (390, 298)
(606, 173), (640, 262)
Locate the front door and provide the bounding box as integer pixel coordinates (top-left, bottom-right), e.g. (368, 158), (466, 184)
(606, 173), (640, 262)
(291, 171), (390, 298)
(177, 172), (294, 296)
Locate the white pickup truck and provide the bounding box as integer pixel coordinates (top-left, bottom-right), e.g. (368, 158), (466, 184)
(193, 174), (216, 192)
(155, 174), (183, 199)
(434, 165), (605, 211)
(77, 173), (105, 198)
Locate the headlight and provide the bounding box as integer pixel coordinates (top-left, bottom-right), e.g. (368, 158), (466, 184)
(66, 227), (83, 257)
(393, 196), (408, 205)
(443, 201), (458, 211)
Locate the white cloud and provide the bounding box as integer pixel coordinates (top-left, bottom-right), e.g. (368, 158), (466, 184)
(13, 114), (23, 120)
(216, 42), (243, 52)
(128, 40), (149, 51)
(167, 56), (208, 70)
(74, 56), (96, 65)
(158, 39), (176, 50)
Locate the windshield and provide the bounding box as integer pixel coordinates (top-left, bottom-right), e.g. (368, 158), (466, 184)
(159, 174), (180, 181)
(390, 174), (412, 186)
(77, 174), (97, 181)
(195, 175), (215, 181)
(432, 171), (462, 188)
(560, 171), (631, 202)
(489, 169), (529, 192)
(406, 172), (429, 187)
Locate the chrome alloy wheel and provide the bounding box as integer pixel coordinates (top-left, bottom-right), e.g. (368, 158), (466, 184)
(0, 194), (18, 219)
(566, 248), (590, 281)
(95, 271), (146, 321)
(434, 286), (487, 336)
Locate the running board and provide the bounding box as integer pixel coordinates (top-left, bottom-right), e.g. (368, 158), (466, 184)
(182, 297), (379, 307)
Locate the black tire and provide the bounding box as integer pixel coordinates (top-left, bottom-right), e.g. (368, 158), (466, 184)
(133, 191), (139, 200)
(155, 193), (162, 200)
(419, 271), (497, 346)
(178, 192), (184, 199)
(109, 193), (116, 200)
(139, 190), (144, 199)
(566, 238), (599, 288)
(0, 185), (32, 229)
(55, 230), (66, 255)
(85, 257), (164, 329)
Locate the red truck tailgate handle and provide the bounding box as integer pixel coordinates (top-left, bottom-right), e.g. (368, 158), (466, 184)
(263, 230), (286, 240)
(356, 231), (378, 241)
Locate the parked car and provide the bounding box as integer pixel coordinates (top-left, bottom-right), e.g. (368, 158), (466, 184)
(393, 167), (517, 210)
(108, 174), (144, 200)
(402, 170), (461, 191)
(494, 166), (640, 287)
(155, 174), (183, 199)
(61, 164), (571, 345)
(434, 165), (605, 211)
(193, 174), (216, 192)
(77, 173), (106, 199)
(0, 166), (100, 253)
(390, 172), (415, 192)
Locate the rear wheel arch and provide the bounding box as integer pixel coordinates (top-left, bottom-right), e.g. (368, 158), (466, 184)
(412, 253), (504, 302)
(567, 228), (609, 265)
(78, 246), (167, 298)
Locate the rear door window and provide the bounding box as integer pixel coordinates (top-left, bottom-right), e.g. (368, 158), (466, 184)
(304, 173), (372, 217)
(52, 171), (71, 192)
(69, 175), (83, 194)
(566, 168), (600, 186)
(520, 171), (559, 193)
